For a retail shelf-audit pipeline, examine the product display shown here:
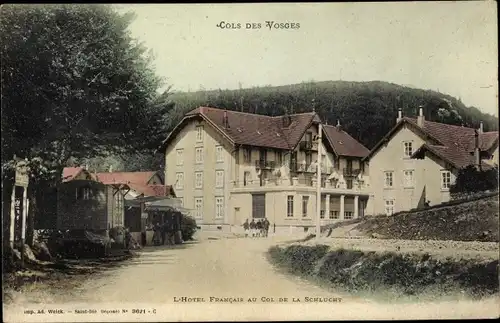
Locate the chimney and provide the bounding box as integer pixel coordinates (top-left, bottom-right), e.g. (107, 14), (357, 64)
(396, 108), (403, 123)
(223, 109), (229, 129)
(282, 108), (291, 127)
(417, 106), (425, 127)
(336, 120), (342, 132)
(474, 129), (481, 171)
(479, 121), (484, 134)
(109, 165), (113, 173)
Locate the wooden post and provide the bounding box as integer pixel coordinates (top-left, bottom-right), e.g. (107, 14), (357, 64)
(21, 187), (28, 266)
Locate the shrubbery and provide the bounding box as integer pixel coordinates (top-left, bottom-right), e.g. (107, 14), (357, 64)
(181, 214), (197, 241)
(450, 165), (498, 194)
(268, 245), (499, 299)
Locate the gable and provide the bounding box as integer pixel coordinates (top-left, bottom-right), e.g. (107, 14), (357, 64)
(323, 125), (370, 158)
(147, 173), (163, 185)
(159, 107), (319, 153)
(363, 118), (441, 161)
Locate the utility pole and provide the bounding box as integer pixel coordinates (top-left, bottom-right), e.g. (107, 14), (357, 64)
(316, 123), (322, 242)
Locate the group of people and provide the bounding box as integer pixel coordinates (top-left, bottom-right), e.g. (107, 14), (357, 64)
(242, 218), (270, 238)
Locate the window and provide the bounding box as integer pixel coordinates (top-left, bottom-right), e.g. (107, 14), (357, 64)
(259, 149), (267, 162)
(404, 170), (414, 188)
(321, 177), (326, 188)
(344, 211), (354, 220)
(195, 147), (204, 164)
(195, 172), (203, 189)
(384, 171), (394, 188)
(321, 154), (326, 168)
(305, 152), (312, 168)
(194, 197), (203, 219)
(302, 196), (309, 217)
(216, 145), (224, 163)
(320, 210), (325, 219)
(215, 197), (224, 218)
(243, 171), (251, 186)
(441, 170), (451, 190)
(243, 148), (251, 163)
(76, 187), (91, 200)
(385, 200), (395, 216)
(403, 141), (413, 158)
(329, 210), (339, 219)
(287, 196), (294, 217)
(346, 179), (353, 189)
(276, 151), (282, 165)
(175, 173), (184, 189)
(176, 149), (184, 166)
(346, 159), (353, 171)
(215, 170), (224, 188)
(305, 132), (312, 143)
(196, 125), (203, 142)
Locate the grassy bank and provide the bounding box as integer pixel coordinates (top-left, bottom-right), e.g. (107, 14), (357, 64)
(353, 196), (499, 242)
(268, 244), (499, 302)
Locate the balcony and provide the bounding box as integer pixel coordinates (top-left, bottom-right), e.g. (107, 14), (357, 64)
(321, 166), (334, 174)
(343, 168), (362, 177)
(255, 160), (276, 169)
(299, 141), (317, 151)
(290, 163), (336, 174)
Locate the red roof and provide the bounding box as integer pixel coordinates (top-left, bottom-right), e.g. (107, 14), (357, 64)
(95, 171), (158, 186)
(160, 107), (368, 157)
(366, 116), (499, 169)
(414, 144), (493, 170)
(128, 184), (174, 197)
(323, 125), (370, 158)
(62, 167), (84, 182)
(94, 171), (173, 196)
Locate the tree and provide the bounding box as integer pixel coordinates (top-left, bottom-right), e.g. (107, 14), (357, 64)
(1, 4), (170, 250)
(449, 165), (499, 194)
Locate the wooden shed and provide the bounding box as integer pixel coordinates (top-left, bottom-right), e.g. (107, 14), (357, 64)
(56, 167), (129, 233)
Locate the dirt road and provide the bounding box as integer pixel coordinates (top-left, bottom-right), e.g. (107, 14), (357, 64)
(4, 236), (499, 321)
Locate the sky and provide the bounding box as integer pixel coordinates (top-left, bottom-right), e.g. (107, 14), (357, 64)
(115, 2), (498, 116)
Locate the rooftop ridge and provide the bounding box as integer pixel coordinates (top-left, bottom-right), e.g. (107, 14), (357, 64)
(405, 117), (478, 131)
(196, 106), (316, 118)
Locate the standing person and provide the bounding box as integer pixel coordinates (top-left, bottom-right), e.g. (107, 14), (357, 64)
(264, 218), (270, 237)
(249, 219), (256, 238)
(152, 222), (161, 246)
(242, 219), (250, 237)
(125, 227), (132, 249)
(256, 219), (262, 237)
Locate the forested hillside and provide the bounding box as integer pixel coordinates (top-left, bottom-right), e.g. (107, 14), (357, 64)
(165, 80), (498, 150)
(82, 80), (498, 172)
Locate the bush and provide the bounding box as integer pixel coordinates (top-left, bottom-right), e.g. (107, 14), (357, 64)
(181, 214), (197, 241)
(267, 246), (499, 298)
(269, 244), (330, 275)
(450, 165), (498, 194)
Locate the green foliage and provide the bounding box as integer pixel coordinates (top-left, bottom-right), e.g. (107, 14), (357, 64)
(268, 246), (499, 299)
(0, 4), (170, 183)
(450, 165), (499, 194)
(180, 214), (197, 241)
(268, 244), (330, 275)
(165, 81), (498, 150)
